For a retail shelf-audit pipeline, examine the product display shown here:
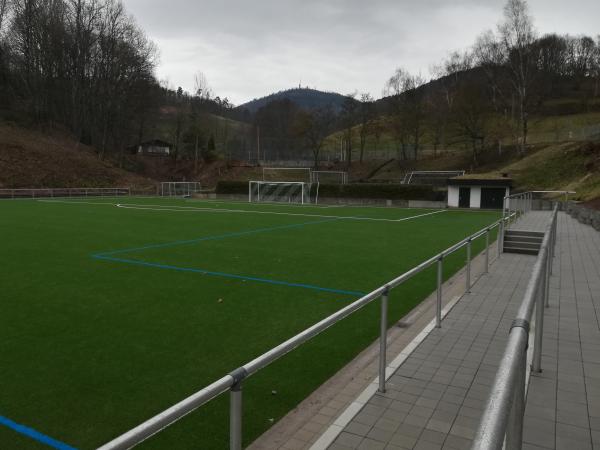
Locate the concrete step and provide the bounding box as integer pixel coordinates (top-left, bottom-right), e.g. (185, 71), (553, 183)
(503, 246), (540, 255)
(504, 235), (543, 244)
(505, 230), (544, 239)
(504, 241), (541, 250)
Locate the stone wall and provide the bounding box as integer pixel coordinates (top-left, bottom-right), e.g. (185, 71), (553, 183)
(566, 203), (600, 231)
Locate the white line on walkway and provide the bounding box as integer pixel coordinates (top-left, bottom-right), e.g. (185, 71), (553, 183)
(114, 203), (447, 223)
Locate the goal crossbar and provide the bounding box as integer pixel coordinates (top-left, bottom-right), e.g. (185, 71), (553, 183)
(403, 171), (465, 184)
(311, 171), (348, 184)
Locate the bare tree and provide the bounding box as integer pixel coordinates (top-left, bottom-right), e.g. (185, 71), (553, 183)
(194, 71), (213, 100)
(340, 93), (358, 165)
(595, 36), (600, 97)
(293, 106), (335, 168)
(429, 51), (473, 154)
(0, 0), (10, 33)
(452, 73), (493, 166)
(475, 0), (537, 156)
(358, 93), (375, 162)
(385, 68), (426, 160)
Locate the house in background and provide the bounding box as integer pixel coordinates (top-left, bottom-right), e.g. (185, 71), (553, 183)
(447, 174), (512, 209)
(135, 139), (172, 156)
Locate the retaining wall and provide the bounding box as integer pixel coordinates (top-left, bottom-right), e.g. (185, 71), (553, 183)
(566, 202), (600, 231)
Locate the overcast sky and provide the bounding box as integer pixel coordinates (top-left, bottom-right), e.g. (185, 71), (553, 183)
(123, 0), (600, 106)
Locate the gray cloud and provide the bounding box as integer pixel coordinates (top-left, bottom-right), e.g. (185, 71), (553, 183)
(123, 0), (600, 105)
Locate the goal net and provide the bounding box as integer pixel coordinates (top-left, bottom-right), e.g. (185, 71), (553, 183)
(311, 171), (348, 184)
(161, 182), (202, 197)
(249, 181), (315, 204)
(262, 167), (312, 183)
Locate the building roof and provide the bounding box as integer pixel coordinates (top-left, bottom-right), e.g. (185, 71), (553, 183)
(140, 139), (173, 147)
(448, 173), (513, 186)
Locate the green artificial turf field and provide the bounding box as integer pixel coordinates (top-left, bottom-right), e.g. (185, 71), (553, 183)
(0, 197), (500, 449)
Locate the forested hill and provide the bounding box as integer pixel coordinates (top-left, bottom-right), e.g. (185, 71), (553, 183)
(237, 88), (350, 114)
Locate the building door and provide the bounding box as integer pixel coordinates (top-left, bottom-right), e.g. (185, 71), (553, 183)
(459, 187), (471, 208)
(481, 188), (506, 209)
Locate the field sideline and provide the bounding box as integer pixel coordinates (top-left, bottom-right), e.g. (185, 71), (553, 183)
(0, 198), (500, 449)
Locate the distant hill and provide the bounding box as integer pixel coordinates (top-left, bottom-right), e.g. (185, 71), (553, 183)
(237, 88), (350, 114)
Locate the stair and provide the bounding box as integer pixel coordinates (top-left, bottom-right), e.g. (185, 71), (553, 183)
(504, 230), (544, 255)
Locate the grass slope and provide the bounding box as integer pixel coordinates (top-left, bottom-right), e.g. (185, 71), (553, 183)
(0, 198), (499, 449)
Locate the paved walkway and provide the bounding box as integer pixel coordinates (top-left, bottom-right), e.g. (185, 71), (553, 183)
(322, 212), (600, 450)
(523, 213), (600, 450)
(510, 211), (553, 232)
(329, 248), (537, 450)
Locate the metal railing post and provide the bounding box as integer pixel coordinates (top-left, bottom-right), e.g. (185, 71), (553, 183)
(229, 368), (247, 450)
(466, 239), (472, 293)
(378, 287), (389, 393)
(506, 347), (527, 450)
(545, 240), (552, 308)
(485, 229), (490, 274)
(230, 384), (243, 450)
(532, 251), (546, 373)
(436, 258), (443, 328)
(498, 219), (505, 256)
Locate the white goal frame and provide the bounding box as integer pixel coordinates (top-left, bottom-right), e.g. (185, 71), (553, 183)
(249, 181), (315, 204)
(311, 171), (348, 184)
(402, 171), (465, 184)
(160, 182), (202, 197)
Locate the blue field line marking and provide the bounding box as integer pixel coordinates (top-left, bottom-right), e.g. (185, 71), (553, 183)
(95, 218), (339, 257)
(93, 254), (366, 297)
(0, 415), (77, 450)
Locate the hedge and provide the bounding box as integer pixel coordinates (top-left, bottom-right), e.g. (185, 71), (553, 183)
(216, 181), (444, 201)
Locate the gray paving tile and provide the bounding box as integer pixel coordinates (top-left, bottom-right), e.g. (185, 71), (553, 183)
(328, 213), (599, 450)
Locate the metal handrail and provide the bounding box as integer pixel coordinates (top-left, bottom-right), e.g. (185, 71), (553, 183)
(98, 211), (515, 450)
(472, 204), (559, 450)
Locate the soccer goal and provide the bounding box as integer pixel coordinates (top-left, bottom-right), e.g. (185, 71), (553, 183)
(262, 167), (312, 183)
(249, 181), (315, 204)
(160, 182), (202, 197)
(402, 171), (465, 185)
(311, 171), (348, 184)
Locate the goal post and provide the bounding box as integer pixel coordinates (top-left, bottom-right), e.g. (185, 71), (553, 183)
(160, 182), (202, 197)
(248, 181), (316, 204)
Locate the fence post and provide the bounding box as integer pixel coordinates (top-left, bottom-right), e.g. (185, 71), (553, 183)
(229, 368), (247, 450)
(379, 287), (390, 393)
(436, 258), (443, 328)
(506, 346), (527, 450)
(466, 239), (472, 294)
(485, 229), (490, 274)
(533, 250), (547, 372)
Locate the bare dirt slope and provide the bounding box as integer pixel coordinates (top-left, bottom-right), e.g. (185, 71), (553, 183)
(0, 123), (155, 189)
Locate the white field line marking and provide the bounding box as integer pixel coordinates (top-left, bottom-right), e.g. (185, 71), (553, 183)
(114, 203), (447, 223)
(186, 198), (350, 209)
(37, 200), (120, 205)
